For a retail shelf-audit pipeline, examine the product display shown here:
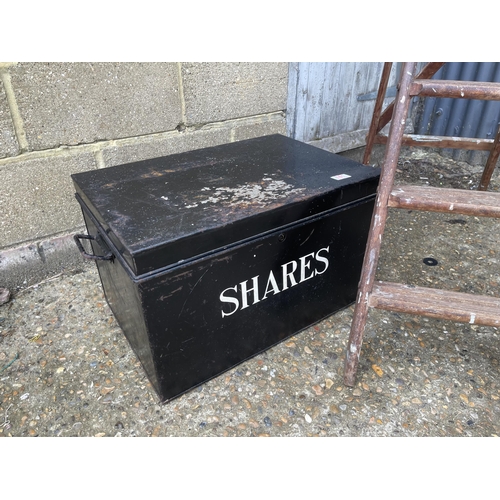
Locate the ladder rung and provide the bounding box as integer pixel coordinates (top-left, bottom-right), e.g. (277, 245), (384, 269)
(374, 133), (495, 151)
(369, 281), (500, 326)
(410, 79), (500, 100)
(389, 185), (500, 217)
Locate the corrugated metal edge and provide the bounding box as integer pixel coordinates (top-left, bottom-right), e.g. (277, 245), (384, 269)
(413, 62), (500, 165)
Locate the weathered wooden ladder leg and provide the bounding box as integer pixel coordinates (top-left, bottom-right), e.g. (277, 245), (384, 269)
(344, 63), (417, 386)
(479, 122), (500, 191)
(344, 62), (500, 387)
(363, 62), (393, 165)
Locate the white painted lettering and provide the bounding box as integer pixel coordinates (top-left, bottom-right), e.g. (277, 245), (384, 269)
(262, 270), (281, 300)
(281, 260), (298, 290)
(220, 286), (239, 318)
(299, 252), (315, 282)
(220, 244), (331, 317)
(314, 246), (330, 275)
(240, 276), (260, 310)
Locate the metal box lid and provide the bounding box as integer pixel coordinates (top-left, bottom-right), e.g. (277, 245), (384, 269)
(72, 134), (379, 276)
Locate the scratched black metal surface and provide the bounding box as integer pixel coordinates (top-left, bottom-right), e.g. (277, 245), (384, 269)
(72, 135), (380, 275)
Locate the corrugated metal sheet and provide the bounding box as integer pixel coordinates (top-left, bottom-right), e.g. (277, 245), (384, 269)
(413, 62), (500, 164)
(287, 62), (398, 151)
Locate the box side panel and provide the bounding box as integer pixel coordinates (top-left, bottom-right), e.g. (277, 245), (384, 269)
(140, 197), (375, 402)
(81, 211), (160, 395)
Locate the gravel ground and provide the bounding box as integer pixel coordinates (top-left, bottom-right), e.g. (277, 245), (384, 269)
(1, 147), (500, 438)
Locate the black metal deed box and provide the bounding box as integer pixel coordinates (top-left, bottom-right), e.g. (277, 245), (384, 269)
(72, 134), (380, 403)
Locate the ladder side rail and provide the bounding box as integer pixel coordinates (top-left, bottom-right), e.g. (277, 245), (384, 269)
(344, 62), (417, 387)
(363, 62), (393, 165)
(479, 123), (500, 190)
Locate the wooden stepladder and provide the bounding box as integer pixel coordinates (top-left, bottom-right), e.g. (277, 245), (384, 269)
(344, 62), (500, 386)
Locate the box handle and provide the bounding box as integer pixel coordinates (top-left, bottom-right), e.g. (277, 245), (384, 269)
(74, 234), (114, 261)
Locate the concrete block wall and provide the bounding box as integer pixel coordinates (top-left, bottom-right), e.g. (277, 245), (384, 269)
(0, 62), (288, 289)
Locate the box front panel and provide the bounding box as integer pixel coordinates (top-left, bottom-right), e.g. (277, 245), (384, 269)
(140, 197), (375, 402)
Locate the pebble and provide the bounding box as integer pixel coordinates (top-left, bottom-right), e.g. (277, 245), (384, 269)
(330, 404), (340, 414)
(264, 416), (272, 427)
(304, 414), (312, 423)
(0, 288), (10, 305)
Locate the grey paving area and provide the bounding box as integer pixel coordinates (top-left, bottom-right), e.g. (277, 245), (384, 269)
(1, 149), (500, 437)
